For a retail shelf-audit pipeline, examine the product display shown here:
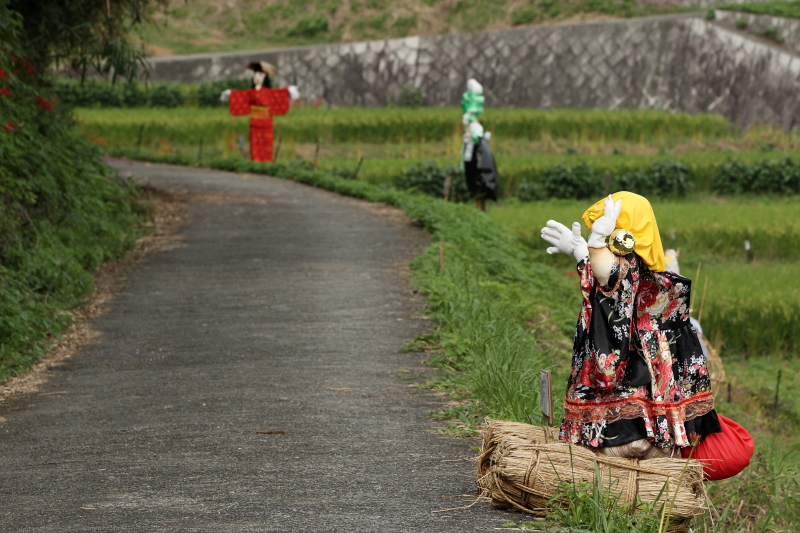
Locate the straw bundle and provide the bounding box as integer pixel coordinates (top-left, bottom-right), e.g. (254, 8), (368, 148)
(477, 423), (707, 533)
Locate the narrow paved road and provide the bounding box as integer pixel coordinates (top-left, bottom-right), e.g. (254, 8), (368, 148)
(0, 161), (513, 532)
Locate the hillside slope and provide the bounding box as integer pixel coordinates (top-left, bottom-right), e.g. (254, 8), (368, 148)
(135, 0), (690, 55)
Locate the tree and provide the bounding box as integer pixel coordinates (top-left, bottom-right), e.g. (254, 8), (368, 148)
(7, 0), (168, 82)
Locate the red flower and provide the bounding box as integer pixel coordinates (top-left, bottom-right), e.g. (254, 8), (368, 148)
(0, 88), (10, 96)
(36, 96), (53, 110)
(0, 68), (5, 78)
(638, 282), (659, 308)
(3, 120), (15, 132)
(636, 312), (654, 331)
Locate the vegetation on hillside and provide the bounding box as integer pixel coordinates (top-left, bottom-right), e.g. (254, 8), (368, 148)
(0, 2), (146, 380)
(101, 151), (800, 532)
(719, 1), (800, 19)
(133, 0), (691, 55)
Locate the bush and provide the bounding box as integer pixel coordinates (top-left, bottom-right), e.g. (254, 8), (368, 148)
(541, 163), (603, 199)
(121, 82), (148, 107)
(395, 85), (424, 108)
(286, 15), (328, 37)
(148, 83), (184, 108)
(712, 157), (800, 195)
(396, 161), (470, 202)
(194, 78), (251, 107)
(613, 159), (691, 198)
(511, 7), (537, 25)
(1, 5), (143, 379)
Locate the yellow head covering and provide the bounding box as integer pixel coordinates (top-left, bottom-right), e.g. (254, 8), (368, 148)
(582, 191), (665, 272)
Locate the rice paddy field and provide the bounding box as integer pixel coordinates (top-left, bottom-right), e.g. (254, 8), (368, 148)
(488, 198), (800, 427)
(75, 106), (800, 194)
(76, 103), (800, 531)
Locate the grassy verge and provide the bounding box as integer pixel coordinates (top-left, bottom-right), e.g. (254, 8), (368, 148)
(134, 0), (691, 56)
(719, 2), (800, 18)
(109, 149), (799, 532)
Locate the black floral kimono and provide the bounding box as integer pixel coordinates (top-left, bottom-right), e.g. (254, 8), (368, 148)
(560, 253), (721, 450)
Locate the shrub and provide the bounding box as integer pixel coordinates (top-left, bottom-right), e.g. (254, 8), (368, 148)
(511, 7), (537, 25)
(613, 159), (691, 198)
(148, 83), (184, 108)
(1, 5), (143, 379)
(395, 161), (470, 202)
(121, 82), (148, 107)
(395, 85), (424, 108)
(541, 163), (603, 199)
(286, 15), (328, 37)
(712, 158), (800, 195)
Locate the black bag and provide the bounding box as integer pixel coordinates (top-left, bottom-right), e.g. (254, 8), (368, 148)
(464, 137), (498, 201)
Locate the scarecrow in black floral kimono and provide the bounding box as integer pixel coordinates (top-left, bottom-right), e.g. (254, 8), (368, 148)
(540, 192), (721, 459)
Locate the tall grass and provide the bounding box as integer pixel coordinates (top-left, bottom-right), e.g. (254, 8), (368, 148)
(108, 150), (799, 532)
(74, 106), (732, 146)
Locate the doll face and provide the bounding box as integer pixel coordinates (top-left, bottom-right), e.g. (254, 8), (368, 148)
(253, 71), (266, 89)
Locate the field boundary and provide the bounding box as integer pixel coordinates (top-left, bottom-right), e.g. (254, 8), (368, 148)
(145, 13), (800, 128)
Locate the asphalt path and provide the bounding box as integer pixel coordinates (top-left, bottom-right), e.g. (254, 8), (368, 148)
(0, 161), (514, 532)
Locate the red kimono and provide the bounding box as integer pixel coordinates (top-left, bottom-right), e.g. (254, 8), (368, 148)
(228, 87), (291, 163)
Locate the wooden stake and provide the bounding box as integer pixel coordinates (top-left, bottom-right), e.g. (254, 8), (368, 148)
(443, 176), (452, 201)
(438, 245), (445, 273)
(274, 136), (283, 162)
(313, 140), (320, 169)
(352, 156), (364, 180)
(697, 276), (709, 323)
(540, 370), (553, 426)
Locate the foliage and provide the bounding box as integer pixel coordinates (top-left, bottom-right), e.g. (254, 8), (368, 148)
(130, 0), (692, 55)
(712, 157), (800, 195)
(73, 105), (732, 145)
(541, 163), (603, 199)
(102, 147), (800, 532)
(7, 0), (167, 82)
(394, 85), (425, 108)
(0, 4), (143, 379)
(719, 1), (800, 19)
(395, 161), (469, 202)
(148, 83), (184, 108)
(54, 78), (252, 108)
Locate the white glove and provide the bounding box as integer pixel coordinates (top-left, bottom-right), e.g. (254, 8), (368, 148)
(469, 121), (484, 138)
(541, 220), (589, 262)
(220, 89), (231, 103)
(288, 85), (300, 101)
(587, 195), (622, 248)
(484, 131), (491, 141)
(462, 133), (474, 162)
(462, 113), (472, 126)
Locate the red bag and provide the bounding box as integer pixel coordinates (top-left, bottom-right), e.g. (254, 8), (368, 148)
(680, 414), (754, 481)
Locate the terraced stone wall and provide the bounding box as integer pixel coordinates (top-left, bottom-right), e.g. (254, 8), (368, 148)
(148, 13), (800, 129)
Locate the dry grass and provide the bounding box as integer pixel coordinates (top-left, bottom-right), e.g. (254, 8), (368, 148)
(0, 176), (188, 404)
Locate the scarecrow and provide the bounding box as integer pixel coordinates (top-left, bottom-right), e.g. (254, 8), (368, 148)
(460, 78), (498, 211)
(220, 61), (300, 163)
(540, 192), (722, 460)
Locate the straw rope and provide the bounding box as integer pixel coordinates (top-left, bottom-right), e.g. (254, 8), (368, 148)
(477, 421), (707, 533)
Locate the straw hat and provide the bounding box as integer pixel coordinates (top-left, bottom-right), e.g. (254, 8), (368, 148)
(247, 61), (277, 76)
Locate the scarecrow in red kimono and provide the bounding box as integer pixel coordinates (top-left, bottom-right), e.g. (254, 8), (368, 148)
(540, 192), (723, 461)
(220, 61), (300, 163)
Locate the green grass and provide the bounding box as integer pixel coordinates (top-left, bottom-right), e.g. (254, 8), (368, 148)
(488, 198), (800, 359)
(74, 106), (732, 146)
(76, 106), (800, 198)
(104, 149), (800, 532)
(134, 0), (691, 56)
(719, 1), (800, 19)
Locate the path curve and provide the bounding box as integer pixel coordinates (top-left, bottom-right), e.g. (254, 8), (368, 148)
(0, 161), (510, 532)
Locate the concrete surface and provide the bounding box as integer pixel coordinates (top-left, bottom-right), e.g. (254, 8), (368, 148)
(0, 161), (515, 532)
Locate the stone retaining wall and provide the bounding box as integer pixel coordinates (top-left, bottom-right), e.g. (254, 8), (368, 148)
(148, 13), (800, 129)
(714, 10), (800, 56)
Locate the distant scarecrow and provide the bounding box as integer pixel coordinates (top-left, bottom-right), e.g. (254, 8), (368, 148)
(221, 61), (299, 163)
(460, 78), (498, 211)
